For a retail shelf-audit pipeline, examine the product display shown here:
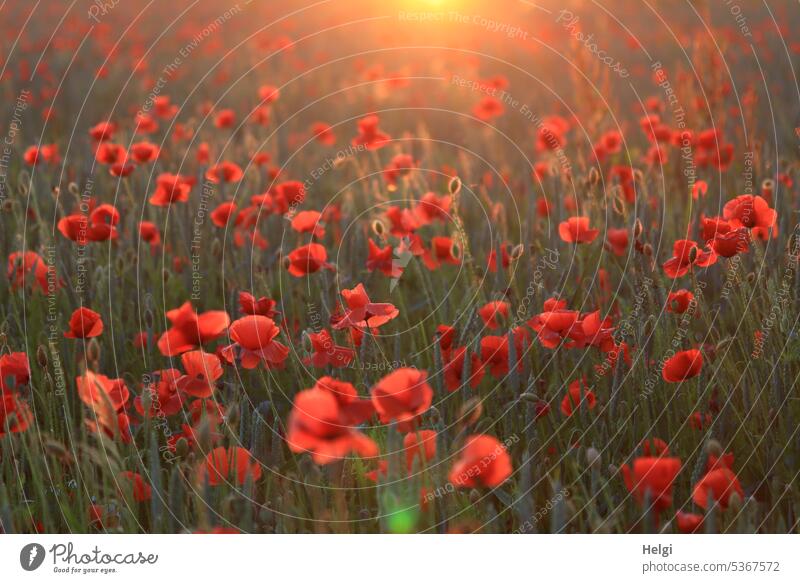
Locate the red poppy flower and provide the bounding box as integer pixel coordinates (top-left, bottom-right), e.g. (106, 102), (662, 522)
(472, 96), (504, 121)
(314, 376), (375, 425)
(134, 369), (183, 417)
(89, 120), (116, 141)
(352, 114), (390, 150)
(286, 387), (378, 465)
(710, 227), (750, 258)
(606, 228), (629, 256)
(206, 161), (243, 183)
(559, 216), (599, 244)
(64, 307), (104, 339)
(176, 350), (223, 398)
(129, 141), (159, 163)
(290, 210), (325, 238)
(0, 392), (33, 435)
(366, 239), (402, 278)
(449, 434), (513, 488)
(422, 236), (461, 269)
(487, 245), (511, 272)
(157, 302), (230, 357)
(692, 468), (744, 510)
(200, 447), (262, 486)
(404, 430), (437, 471)
(383, 153), (415, 185)
(76, 371), (130, 412)
(213, 109), (235, 129)
(666, 290), (695, 314)
(24, 144), (60, 165)
(221, 315), (289, 369)
(371, 368), (433, 429)
(560, 379), (597, 416)
(303, 330), (354, 369)
(621, 456), (681, 513)
(332, 283), (398, 331)
(258, 84), (280, 103)
(238, 292), (277, 317)
(311, 121), (335, 145)
(286, 243), (333, 276)
(273, 180), (306, 209)
(138, 222), (161, 247)
(478, 301), (510, 330)
(0, 352), (31, 390)
(8, 251), (55, 292)
(641, 437), (669, 457)
(210, 202), (238, 227)
(662, 349), (703, 382)
(676, 511), (703, 533)
(116, 472), (151, 502)
(723, 195), (776, 230)
(148, 173), (193, 206)
(443, 346), (485, 392)
(662, 240), (717, 278)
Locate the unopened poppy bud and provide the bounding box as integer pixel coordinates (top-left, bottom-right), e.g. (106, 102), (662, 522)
(450, 240), (462, 261)
(588, 166), (600, 186)
(52, 186), (60, 197)
(761, 178), (774, 199)
(301, 330), (313, 353)
(510, 243), (524, 261)
(86, 338), (101, 364)
(175, 437), (190, 458)
(162, 269), (170, 284)
(728, 491), (743, 511)
(36, 345), (49, 368)
(144, 309), (154, 330)
(586, 446), (600, 467)
(643, 243), (653, 257)
(281, 255), (291, 270)
(428, 405), (441, 425)
(196, 417), (212, 451)
(705, 439), (722, 457)
(520, 392), (539, 403)
(448, 176), (462, 196)
(458, 397), (483, 428)
(746, 272), (756, 284)
(469, 489), (480, 504)
(67, 182), (80, 196)
(2, 200), (12, 212)
(634, 218), (643, 239)
(371, 219), (385, 238)
(688, 245), (698, 263)
(0, 331), (7, 347)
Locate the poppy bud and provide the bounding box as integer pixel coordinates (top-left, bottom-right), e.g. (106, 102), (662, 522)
(196, 417), (213, 452)
(634, 218), (643, 239)
(705, 439), (722, 458)
(746, 272), (756, 284)
(448, 176), (462, 196)
(52, 186), (60, 198)
(162, 269), (170, 284)
(301, 330), (313, 353)
(67, 182), (80, 197)
(36, 345), (49, 368)
(458, 397), (483, 428)
(510, 243), (524, 261)
(0, 331), (7, 347)
(728, 490), (743, 511)
(144, 309), (154, 330)
(175, 437), (190, 458)
(281, 255), (292, 270)
(588, 166), (600, 186)
(761, 178), (774, 200)
(2, 200), (12, 213)
(468, 489), (480, 504)
(371, 219), (385, 238)
(643, 243), (653, 257)
(86, 338), (101, 364)
(687, 245), (698, 263)
(428, 405), (441, 425)
(520, 392), (539, 403)
(450, 239), (462, 261)
(586, 446), (600, 467)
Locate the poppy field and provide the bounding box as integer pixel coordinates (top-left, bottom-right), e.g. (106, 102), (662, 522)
(1, 0), (799, 535)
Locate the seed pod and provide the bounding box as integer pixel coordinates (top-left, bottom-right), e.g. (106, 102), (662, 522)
(371, 219), (385, 238)
(705, 439), (722, 457)
(36, 344), (49, 368)
(687, 245), (698, 263)
(458, 397), (483, 428)
(448, 175), (462, 196)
